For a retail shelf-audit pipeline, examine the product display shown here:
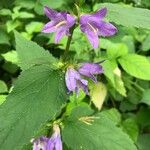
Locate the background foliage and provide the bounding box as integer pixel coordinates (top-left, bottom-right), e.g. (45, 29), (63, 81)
(0, 0), (150, 150)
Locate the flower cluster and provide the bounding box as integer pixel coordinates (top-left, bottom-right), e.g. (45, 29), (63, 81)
(32, 124), (62, 150)
(65, 63), (103, 95)
(42, 6), (117, 48)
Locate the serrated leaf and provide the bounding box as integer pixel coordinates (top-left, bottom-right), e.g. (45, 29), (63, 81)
(94, 3), (150, 29)
(118, 54), (150, 80)
(90, 82), (107, 110)
(14, 31), (57, 70)
(0, 65), (68, 150)
(62, 106), (137, 150)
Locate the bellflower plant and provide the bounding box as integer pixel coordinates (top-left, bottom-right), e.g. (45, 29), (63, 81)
(65, 67), (88, 95)
(80, 8), (117, 48)
(78, 63), (103, 82)
(42, 6), (76, 43)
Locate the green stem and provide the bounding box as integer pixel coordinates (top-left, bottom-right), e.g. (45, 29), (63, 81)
(63, 25), (75, 61)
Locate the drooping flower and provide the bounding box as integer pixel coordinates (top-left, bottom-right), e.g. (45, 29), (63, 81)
(47, 124), (62, 150)
(65, 67), (88, 95)
(78, 63), (103, 82)
(32, 136), (49, 150)
(80, 7), (117, 48)
(42, 6), (76, 43)
(32, 125), (62, 150)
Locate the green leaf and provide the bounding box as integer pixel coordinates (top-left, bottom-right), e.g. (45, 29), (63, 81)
(0, 95), (7, 105)
(94, 3), (150, 29)
(101, 108), (121, 125)
(0, 80), (8, 93)
(0, 28), (10, 45)
(6, 20), (21, 33)
(107, 43), (128, 59)
(0, 65), (68, 150)
(137, 134), (150, 150)
(102, 61), (126, 96)
(90, 82), (107, 110)
(14, 31), (57, 70)
(141, 89), (150, 105)
(25, 21), (44, 34)
(0, 8), (11, 16)
(142, 33), (150, 51)
(2, 50), (18, 65)
(136, 107), (150, 128)
(118, 54), (150, 80)
(62, 106), (137, 150)
(122, 118), (139, 142)
(39, 0), (64, 9)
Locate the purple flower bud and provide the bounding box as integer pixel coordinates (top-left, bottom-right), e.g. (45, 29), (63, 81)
(32, 136), (49, 150)
(42, 6), (76, 43)
(65, 67), (88, 95)
(47, 124), (62, 150)
(78, 63), (103, 82)
(80, 7), (117, 48)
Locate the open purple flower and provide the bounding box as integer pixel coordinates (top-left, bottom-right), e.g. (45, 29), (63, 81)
(32, 136), (49, 150)
(80, 7), (117, 48)
(78, 63), (103, 82)
(65, 67), (88, 95)
(47, 124), (62, 150)
(42, 6), (76, 43)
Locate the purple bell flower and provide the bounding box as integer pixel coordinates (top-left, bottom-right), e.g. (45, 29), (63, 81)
(32, 125), (62, 150)
(32, 136), (49, 150)
(65, 67), (88, 95)
(42, 6), (76, 43)
(47, 124), (62, 150)
(78, 63), (103, 82)
(80, 7), (117, 48)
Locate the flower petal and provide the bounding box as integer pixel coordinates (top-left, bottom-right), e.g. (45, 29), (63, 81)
(55, 136), (62, 150)
(80, 79), (89, 95)
(86, 31), (99, 48)
(93, 7), (107, 18)
(42, 21), (56, 33)
(78, 63), (103, 82)
(67, 14), (76, 28)
(44, 6), (58, 20)
(55, 27), (67, 43)
(98, 21), (117, 37)
(65, 68), (80, 92)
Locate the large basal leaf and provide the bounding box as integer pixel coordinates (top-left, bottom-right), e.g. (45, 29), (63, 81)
(94, 3), (150, 29)
(15, 31), (57, 70)
(62, 106), (137, 150)
(0, 65), (68, 150)
(118, 54), (150, 80)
